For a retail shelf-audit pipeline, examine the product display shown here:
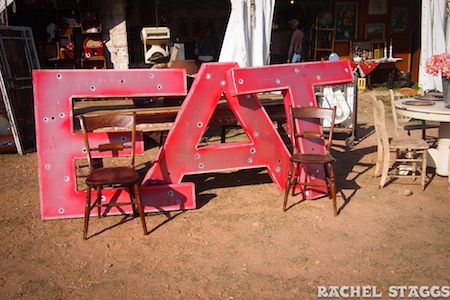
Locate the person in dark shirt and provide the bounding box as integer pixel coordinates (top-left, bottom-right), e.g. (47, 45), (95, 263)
(287, 19), (304, 63)
(196, 26), (216, 66)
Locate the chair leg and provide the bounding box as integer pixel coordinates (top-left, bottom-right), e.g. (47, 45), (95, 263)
(421, 121), (426, 140)
(379, 148), (390, 188)
(421, 150), (427, 190)
(328, 165), (337, 216)
(373, 141), (383, 178)
(283, 161), (294, 212)
(133, 184), (148, 235)
(96, 186), (102, 218)
(331, 181), (337, 217)
(291, 163), (300, 197)
(129, 185), (138, 216)
(83, 186), (92, 240)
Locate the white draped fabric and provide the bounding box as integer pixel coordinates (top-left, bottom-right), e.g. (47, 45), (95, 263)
(0, 0), (14, 14)
(419, 0), (450, 92)
(219, 0), (275, 67)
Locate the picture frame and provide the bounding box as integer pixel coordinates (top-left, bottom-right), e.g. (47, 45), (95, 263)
(368, 0), (387, 15)
(391, 6), (409, 33)
(335, 2), (358, 41)
(365, 23), (385, 40)
(350, 40), (371, 58)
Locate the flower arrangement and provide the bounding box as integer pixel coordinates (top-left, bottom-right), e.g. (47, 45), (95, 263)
(425, 53), (450, 78)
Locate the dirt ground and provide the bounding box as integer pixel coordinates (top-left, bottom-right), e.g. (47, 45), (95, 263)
(0, 90), (449, 299)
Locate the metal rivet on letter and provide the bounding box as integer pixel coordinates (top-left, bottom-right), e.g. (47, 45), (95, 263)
(195, 154), (201, 160)
(59, 113), (65, 118)
(63, 176), (69, 182)
(58, 208), (65, 214)
(247, 158), (253, 163)
(90, 85), (95, 91)
(157, 84), (162, 90)
(275, 79), (280, 84)
(149, 73), (155, 78)
(199, 163), (204, 169)
(45, 164), (51, 170)
(43, 117), (49, 123)
(205, 73), (211, 80)
(168, 190), (174, 197)
(275, 166), (281, 173)
(294, 68), (299, 73)
(197, 122), (203, 128)
(56, 73), (62, 79)
(250, 148), (256, 154)
(220, 80), (226, 86)
(238, 79), (244, 84)
(316, 75), (321, 80)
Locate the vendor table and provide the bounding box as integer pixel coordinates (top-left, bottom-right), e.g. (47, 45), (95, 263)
(395, 98), (450, 177)
(351, 59), (402, 89)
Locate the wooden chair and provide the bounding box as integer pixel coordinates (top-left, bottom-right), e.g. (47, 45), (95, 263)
(389, 88), (438, 140)
(283, 105), (338, 216)
(371, 96), (429, 190)
(77, 112), (148, 240)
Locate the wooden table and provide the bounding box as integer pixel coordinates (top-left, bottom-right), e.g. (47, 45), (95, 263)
(352, 59), (402, 89)
(73, 94), (288, 140)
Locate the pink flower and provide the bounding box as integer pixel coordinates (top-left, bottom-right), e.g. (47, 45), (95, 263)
(426, 53), (450, 78)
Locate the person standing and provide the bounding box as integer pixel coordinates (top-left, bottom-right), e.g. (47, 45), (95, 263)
(287, 19), (304, 63)
(196, 26), (217, 67)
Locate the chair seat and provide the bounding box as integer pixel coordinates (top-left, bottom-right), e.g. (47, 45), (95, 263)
(86, 166), (140, 186)
(390, 137), (430, 150)
(291, 152), (336, 164)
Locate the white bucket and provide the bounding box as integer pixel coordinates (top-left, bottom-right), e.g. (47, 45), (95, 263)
(436, 138), (450, 177)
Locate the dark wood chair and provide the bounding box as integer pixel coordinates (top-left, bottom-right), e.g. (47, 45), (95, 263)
(283, 105), (338, 216)
(77, 112), (148, 240)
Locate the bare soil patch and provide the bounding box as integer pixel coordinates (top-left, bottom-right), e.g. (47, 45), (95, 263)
(0, 90), (449, 299)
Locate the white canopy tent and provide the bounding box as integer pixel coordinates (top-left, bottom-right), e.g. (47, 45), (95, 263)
(419, 0), (450, 91)
(0, 0), (14, 15)
(218, 0), (275, 67)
